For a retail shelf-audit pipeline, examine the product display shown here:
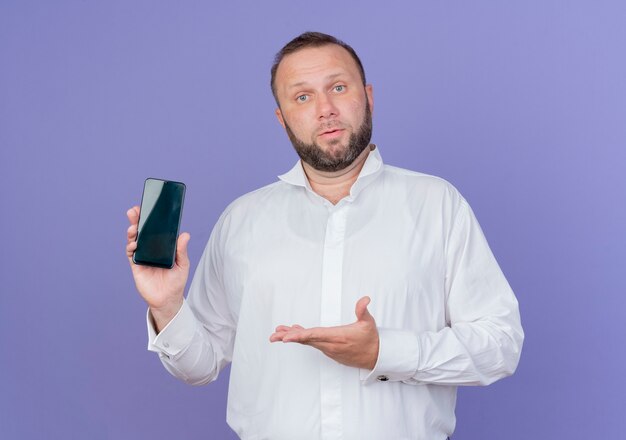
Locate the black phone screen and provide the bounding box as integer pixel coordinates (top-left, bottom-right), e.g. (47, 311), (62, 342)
(133, 178), (186, 269)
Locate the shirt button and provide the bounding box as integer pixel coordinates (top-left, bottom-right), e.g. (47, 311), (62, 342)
(163, 341), (170, 348)
(376, 375), (389, 382)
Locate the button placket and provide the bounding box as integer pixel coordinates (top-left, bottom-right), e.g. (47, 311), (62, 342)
(319, 205), (349, 440)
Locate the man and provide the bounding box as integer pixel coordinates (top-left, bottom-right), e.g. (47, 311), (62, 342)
(126, 32), (523, 440)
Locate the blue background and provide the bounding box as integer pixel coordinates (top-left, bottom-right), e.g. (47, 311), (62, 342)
(1, 1), (625, 438)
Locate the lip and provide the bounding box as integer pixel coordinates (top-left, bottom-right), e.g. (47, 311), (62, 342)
(318, 128), (345, 138)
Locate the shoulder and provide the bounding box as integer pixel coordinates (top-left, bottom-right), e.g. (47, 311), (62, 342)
(212, 179), (293, 233)
(222, 181), (285, 215)
(379, 164), (474, 241)
(381, 164), (465, 206)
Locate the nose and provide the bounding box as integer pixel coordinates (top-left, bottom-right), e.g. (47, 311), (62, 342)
(316, 93), (339, 120)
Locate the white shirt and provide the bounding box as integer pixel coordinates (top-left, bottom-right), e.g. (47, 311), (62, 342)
(147, 146), (524, 440)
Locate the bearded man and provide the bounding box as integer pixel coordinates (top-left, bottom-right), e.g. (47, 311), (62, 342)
(126, 31), (524, 440)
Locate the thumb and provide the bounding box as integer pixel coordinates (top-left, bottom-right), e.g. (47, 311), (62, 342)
(355, 296), (374, 322)
(176, 232), (191, 267)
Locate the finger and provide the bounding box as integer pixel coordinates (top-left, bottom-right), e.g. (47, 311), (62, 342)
(175, 232), (191, 268)
(274, 325), (293, 332)
(126, 206), (140, 226)
(126, 240), (137, 258)
(280, 330), (305, 343)
(355, 296), (373, 322)
(269, 330), (289, 342)
(292, 324), (304, 330)
(283, 327), (333, 344)
(127, 224), (138, 241)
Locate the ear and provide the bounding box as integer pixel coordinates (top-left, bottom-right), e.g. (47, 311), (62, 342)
(275, 108), (286, 129)
(365, 84), (374, 115)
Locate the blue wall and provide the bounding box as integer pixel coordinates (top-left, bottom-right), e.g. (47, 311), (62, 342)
(1, 1), (624, 438)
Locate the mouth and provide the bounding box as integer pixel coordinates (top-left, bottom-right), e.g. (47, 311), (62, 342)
(318, 128), (345, 138)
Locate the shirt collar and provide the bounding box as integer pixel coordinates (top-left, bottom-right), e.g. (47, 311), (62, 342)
(278, 145), (384, 200)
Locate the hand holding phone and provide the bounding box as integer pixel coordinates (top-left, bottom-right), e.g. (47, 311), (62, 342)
(125, 178), (190, 331)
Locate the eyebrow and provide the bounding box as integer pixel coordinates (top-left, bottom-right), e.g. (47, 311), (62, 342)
(287, 73), (345, 91)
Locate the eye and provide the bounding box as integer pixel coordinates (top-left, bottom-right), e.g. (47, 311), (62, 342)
(333, 85), (345, 93)
(296, 95), (309, 103)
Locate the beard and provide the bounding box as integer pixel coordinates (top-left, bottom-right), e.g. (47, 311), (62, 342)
(284, 101), (373, 172)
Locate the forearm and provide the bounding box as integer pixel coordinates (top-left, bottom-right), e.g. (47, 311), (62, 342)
(413, 315), (523, 385)
(147, 300), (231, 386)
(361, 313), (523, 386)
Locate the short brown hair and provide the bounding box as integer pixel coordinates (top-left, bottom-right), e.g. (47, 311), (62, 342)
(270, 32), (367, 105)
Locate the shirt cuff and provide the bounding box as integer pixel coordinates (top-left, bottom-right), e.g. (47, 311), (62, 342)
(146, 299), (197, 358)
(359, 327), (420, 385)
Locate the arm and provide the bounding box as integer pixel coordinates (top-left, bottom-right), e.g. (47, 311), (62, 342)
(271, 197), (524, 387)
(147, 217), (236, 386)
(126, 206), (235, 386)
(361, 197), (524, 386)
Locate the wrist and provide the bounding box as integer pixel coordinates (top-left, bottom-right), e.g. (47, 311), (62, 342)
(359, 327), (420, 384)
(150, 298), (184, 333)
(369, 335), (380, 370)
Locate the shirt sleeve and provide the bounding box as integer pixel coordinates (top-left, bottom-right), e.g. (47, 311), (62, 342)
(146, 213), (236, 386)
(361, 196), (524, 386)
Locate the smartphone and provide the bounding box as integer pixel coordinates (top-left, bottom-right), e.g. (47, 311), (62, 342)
(133, 178), (186, 269)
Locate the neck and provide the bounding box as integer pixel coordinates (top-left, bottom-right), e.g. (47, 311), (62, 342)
(302, 144), (374, 205)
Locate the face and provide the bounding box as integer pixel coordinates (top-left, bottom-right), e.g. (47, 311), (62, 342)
(274, 44), (374, 172)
